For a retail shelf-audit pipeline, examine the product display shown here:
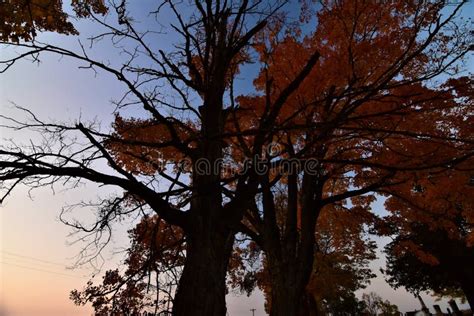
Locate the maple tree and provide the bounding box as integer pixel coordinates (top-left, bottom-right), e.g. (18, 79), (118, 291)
(382, 213), (474, 308)
(230, 1), (473, 314)
(232, 200), (378, 315)
(0, 1), (293, 315)
(72, 196), (376, 315)
(0, 0), (107, 42)
(259, 202), (376, 316)
(70, 215), (185, 315)
(306, 205), (377, 315)
(361, 292), (400, 316)
(0, 1), (473, 316)
(321, 293), (367, 316)
(379, 121), (474, 309)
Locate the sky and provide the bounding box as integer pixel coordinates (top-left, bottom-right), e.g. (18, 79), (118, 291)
(1, 1), (473, 315)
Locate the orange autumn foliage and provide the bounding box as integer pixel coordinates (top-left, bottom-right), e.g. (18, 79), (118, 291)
(0, 0), (107, 42)
(45, 0), (470, 314)
(71, 215), (185, 315)
(106, 115), (196, 175)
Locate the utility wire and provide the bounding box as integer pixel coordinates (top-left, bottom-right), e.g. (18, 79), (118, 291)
(0, 261), (85, 279)
(0, 250), (69, 267)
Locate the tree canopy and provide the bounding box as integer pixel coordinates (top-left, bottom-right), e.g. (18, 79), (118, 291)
(0, 0), (107, 42)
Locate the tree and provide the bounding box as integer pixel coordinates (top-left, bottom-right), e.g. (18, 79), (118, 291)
(72, 193), (376, 315)
(0, 1), (301, 315)
(307, 204), (377, 315)
(0, 1), (472, 316)
(233, 1), (473, 314)
(380, 129), (474, 308)
(362, 292), (400, 316)
(321, 292), (367, 316)
(0, 0), (107, 42)
(70, 215), (185, 315)
(378, 300), (400, 316)
(228, 200), (377, 315)
(362, 292), (381, 316)
(383, 219), (474, 309)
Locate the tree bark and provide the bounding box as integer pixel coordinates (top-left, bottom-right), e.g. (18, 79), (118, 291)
(269, 278), (299, 316)
(171, 71), (232, 315)
(266, 250), (316, 316)
(264, 173), (322, 316)
(299, 291), (319, 316)
(269, 276), (318, 316)
(173, 226), (234, 316)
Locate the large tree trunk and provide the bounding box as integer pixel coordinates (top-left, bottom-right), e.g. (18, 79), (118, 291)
(269, 275), (318, 316)
(173, 226), (234, 316)
(172, 82), (232, 315)
(269, 273), (299, 316)
(266, 251), (316, 316)
(265, 173), (322, 316)
(299, 291), (319, 316)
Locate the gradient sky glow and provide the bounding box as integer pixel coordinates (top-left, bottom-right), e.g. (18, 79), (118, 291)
(1, 1), (473, 315)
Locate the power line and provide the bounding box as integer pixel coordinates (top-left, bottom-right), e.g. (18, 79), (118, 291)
(1, 256), (73, 274)
(0, 261), (85, 279)
(1, 250), (68, 267)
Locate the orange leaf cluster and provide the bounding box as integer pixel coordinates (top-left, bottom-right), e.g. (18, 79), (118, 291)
(0, 0), (107, 42)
